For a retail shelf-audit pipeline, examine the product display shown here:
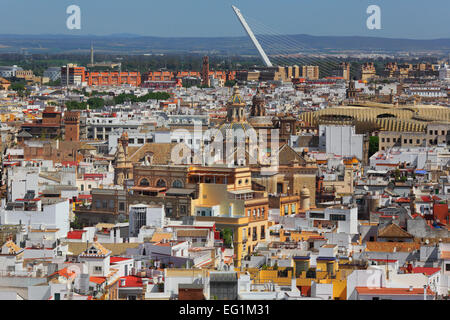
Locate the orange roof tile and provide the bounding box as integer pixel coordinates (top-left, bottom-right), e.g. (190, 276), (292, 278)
(356, 286), (434, 296)
(365, 242), (420, 253)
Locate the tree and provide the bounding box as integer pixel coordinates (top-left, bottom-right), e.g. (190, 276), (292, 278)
(11, 83), (25, 91)
(221, 228), (233, 248)
(66, 100), (88, 110)
(87, 97), (104, 109)
(369, 136), (379, 157)
(70, 215), (83, 229)
(225, 80), (236, 87)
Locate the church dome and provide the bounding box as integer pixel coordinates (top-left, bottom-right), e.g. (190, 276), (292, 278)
(228, 84), (245, 106)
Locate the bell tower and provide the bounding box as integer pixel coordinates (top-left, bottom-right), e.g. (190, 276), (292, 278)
(114, 132), (133, 186)
(251, 86), (266, 117)
(226, 84), (246, 122)
(64, 111), (80, 142)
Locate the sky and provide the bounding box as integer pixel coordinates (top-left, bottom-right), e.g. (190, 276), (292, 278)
(1, 0), (449, 39)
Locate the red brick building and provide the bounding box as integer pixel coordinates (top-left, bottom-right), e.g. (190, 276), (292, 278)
(85, 71), (141, 86)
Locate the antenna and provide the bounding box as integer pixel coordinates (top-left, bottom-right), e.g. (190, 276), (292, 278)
(231, 5), (273, 67)
(90, 42), (94, 66)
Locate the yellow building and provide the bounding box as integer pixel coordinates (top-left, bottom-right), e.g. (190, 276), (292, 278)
(192, 182), (269, 267)
(293, 256), (348, 300)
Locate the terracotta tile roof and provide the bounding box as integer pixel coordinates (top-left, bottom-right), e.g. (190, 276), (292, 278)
(50, 267), (77, 280)
(4, 240), (22, 254)
(119, 275), (144, 288)
(79, 242), (111, 257)
(365, 242), (420, 252)
(64, 242), (141, 256)
(150, 232), (173, 243)
(356, 286), (434, 296)
(67, 230), (86, 240)
(110, 257), (133, 264)
(378, 223), (413, 238)
(128, 143), (179, 165)
(411, 267), (441, 276)
(90, 277), (107, 285)
(441, 251), (450, 260)
(176, 229), (209, 238)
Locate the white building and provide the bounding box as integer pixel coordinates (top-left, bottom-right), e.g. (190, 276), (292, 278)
(0, 198), (70, 239)
(7, 165), (39, 202)
(305, 205), (358, 235)
(439, 64), (450, 81)
(0, 65), (23, 78)
(319, 125), (365, 160)
(129, 204), (165, 237)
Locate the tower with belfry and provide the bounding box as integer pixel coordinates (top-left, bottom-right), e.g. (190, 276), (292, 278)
(201, 56), (210, 87)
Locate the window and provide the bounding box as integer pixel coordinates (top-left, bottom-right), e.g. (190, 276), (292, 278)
(446, 264), (450, 271)
(139, 178), (150, 186)
(138, 138), (144, 144)
(119, 202), (125, 211)
(309, 212), (325, 219)
(260, 226), (265, 239)
(156, 179), (166, 187)
(94, 266), (102, 273)
(172, 180), (183, 188)
(109, 199), (114, 209)
(102, 200), (108, 209)
(284, 204), (289, 215)
(330, 214), (346, 221)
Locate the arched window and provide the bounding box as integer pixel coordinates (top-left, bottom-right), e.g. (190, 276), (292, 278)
(156, 179), (166, 188)
(172, 180), (183, 188)
(139, 178), (150, 186)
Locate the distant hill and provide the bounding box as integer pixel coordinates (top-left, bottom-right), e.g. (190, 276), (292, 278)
(0, 34), (450, 55)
